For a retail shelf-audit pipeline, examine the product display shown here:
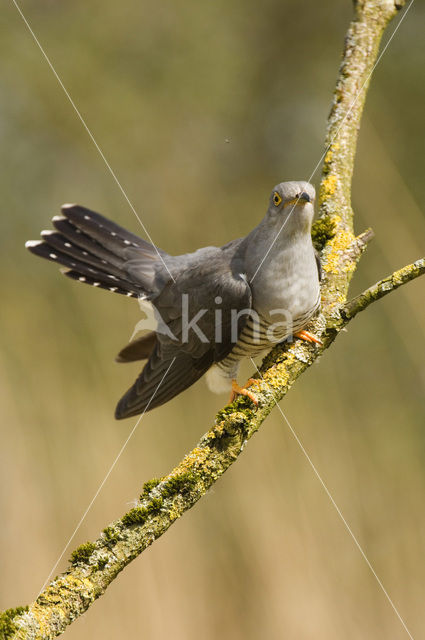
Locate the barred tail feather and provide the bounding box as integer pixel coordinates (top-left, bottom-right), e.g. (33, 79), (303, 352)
(26, 204), (169, 298)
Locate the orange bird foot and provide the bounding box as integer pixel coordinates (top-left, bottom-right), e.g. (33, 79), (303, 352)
(230, 378), (262, 405)
(294, 330), (323, 345)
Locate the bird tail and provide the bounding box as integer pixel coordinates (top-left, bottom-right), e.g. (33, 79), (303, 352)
(26, 204), (169, 298)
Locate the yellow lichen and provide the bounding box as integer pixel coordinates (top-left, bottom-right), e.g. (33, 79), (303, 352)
(30, 575), (95, 636)
(264, 359), (293, 390)
(55, 575), (94, 598)
(322, 222), (355, 275)
(168, 503), (181, 522)
(324, 142), (340, 165)
(392, 265), (412, 286)
(171, 447), (210, 477)
(320, 174), (338, 199)
(335, 292), (347, 305)
(26, 606), (53, 637)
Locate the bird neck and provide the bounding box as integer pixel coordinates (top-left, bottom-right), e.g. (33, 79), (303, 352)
(243, 219), (313, 280)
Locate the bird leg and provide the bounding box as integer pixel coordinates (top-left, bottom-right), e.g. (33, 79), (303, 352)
(294, 330), (322, 345)
(230, 378), (262, 405)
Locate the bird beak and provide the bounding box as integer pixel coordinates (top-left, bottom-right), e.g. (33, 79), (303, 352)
(285, 192), (311, 206)
(298, 191), (311, 203)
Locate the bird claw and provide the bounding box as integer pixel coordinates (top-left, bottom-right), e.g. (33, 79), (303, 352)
(294, 330), (323, 345)
(230, 378), (261, 405)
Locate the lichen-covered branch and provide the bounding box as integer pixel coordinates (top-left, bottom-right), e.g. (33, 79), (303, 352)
(317, 0), (407, 311)
(2, 2), (417, 639)
(342, 257), (425, 320)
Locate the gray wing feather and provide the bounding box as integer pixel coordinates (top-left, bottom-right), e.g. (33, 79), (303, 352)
(315, 249), (322, 281)
(115, 352), (209, 418)
(115, 244), (251, 418)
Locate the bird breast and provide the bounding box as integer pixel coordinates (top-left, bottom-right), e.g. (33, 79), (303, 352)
(250, 235), (320, 326)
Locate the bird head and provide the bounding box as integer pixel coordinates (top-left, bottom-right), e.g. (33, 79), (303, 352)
(266, 181), (316, 235)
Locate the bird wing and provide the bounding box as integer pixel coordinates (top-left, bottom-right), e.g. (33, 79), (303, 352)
(314, 249), (322, 282)
(115, 245), (252, 418)
(26, 206), (251, 418)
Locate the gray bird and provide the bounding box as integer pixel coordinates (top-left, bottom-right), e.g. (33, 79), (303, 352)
(26, 181), (321, 419)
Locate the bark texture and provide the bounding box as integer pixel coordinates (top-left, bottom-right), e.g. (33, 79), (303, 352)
(2, 1), (422, 639)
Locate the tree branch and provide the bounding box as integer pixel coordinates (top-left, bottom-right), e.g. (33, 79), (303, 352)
(342, 257), (425, 320)
(316, 0), (408, 312)
(4, 1), (420, 639)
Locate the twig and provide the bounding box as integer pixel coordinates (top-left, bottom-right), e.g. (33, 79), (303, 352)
(342, 258), (425, 320)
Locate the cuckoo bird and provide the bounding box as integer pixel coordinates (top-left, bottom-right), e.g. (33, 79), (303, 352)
(26, 181), (321, 418)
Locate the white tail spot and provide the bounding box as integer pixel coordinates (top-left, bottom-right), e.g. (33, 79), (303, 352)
(25, 240), (43, 248)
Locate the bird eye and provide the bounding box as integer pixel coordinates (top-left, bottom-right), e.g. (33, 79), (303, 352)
(273, 192), (282, 206)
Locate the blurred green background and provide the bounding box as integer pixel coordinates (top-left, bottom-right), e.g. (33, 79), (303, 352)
(1, 1), (424, 638)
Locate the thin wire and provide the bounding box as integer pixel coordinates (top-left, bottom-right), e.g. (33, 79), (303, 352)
(250, 359), (415, 640)
(11, 0), (175, 284)
(250, 0), (415, 283)
(38, 357), (176, 596)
